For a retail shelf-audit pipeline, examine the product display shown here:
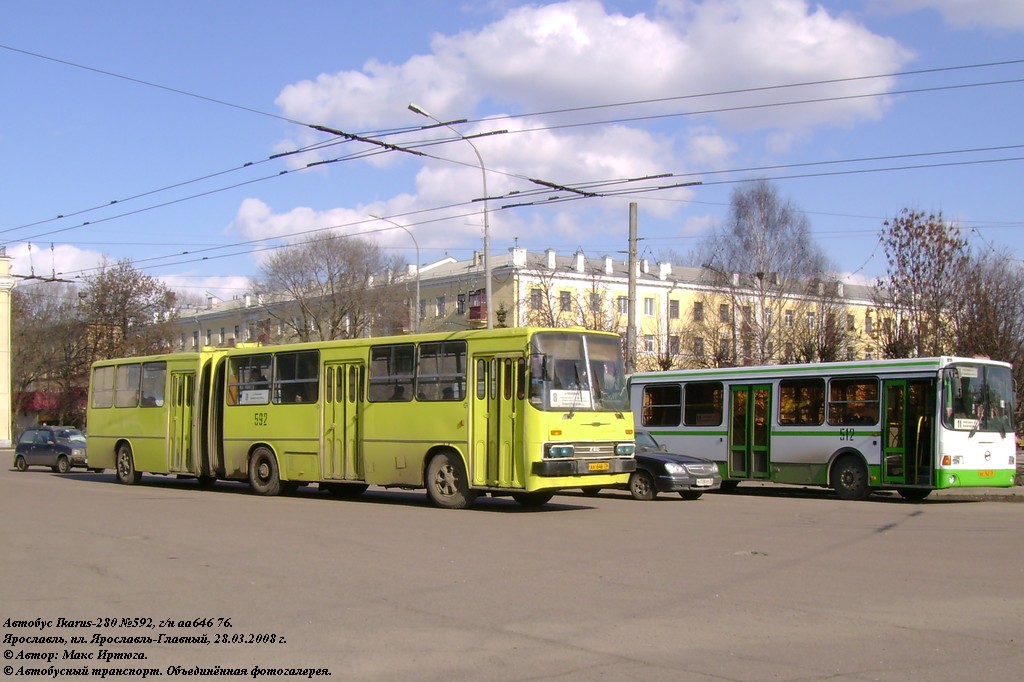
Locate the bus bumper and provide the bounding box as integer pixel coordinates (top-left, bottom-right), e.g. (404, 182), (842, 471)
(532, 458), (636, 477)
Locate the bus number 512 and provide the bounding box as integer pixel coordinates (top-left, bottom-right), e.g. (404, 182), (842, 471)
(838, 428), (855, 441)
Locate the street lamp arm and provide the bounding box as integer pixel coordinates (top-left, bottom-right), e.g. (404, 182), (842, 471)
(370, 214), (420, 334)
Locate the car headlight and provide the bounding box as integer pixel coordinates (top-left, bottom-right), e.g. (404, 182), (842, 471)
(663, 462), (686, 474)
(72, 448), (84, 457)
(615, 443), (635, 456)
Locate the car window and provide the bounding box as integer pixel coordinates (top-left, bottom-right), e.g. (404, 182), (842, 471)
(635, 431), (659, 448)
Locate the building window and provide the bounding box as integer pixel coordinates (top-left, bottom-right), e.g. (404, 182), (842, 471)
(765, 309), (773, 328)
(192, 331), (199, 349)
(847, 314), (855, 332)
(559, 291), (572, 312)
(219, 327), (226, 344)
(530, 289), (542, 311)
(693, 301), (704, 322)
(644, 297), (655, 316)
(419, 299), (426, 321)
(807, 311), (816, 329)
(865, 313), (873, 333)
(693, 336), (705, 358)
(457, 293), (466, 315)
(644, 335), (655, 352)
(205, 329), (212, 346)
(617, 296), (628, 314)
(719, 304), (730, 323)
(436, 295), (446, 317)
(785, 309), (794, 328)
(589, 292), (601, 313)
(668, 335), (680, 356)
(669, 299), (680, 319)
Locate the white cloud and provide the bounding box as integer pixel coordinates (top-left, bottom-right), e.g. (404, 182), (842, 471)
(269, 0), (915, 254)
(7, 243), (103, 283)
(871, 0), (1024, 30)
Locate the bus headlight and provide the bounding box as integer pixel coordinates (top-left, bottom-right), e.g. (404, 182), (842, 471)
(615, 443), (635, 456)
(547, 444), (575, 458)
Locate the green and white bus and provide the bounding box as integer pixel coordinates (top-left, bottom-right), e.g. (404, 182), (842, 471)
(87, 327), (636, 508)
(629, 356), (1016, 500)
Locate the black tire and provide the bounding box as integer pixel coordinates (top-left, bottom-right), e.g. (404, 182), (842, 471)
(897, 488), (932, 501)
(679, 491), (704, 500)
(14, 455), (28, 472)
(833, 455), (870, 501)
(511, 491), (555, 507)
(115, 444), (141, 485)
(629, 470), (657, 501)
(425, 452), (477, 509)
(248, 447), (282, 496)
(56, 456), (70, 474)
(322, 482), (369, 497)
(580, 486), (602, 497)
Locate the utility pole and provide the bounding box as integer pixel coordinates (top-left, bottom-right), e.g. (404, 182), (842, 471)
(626, 203), (638, 375)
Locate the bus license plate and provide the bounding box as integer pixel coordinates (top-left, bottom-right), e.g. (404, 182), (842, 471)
(696, 478), (714, 487)
(588, 462), (610, 472)
(979, 470), (994, 477)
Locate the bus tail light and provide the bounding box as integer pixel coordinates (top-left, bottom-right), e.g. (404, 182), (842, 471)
(941, 455), (963, 466)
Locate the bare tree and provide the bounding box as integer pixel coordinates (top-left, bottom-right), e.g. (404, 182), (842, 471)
(695, 179), (834, 365)
(251, 233), (408, 341)
(873, 209), (969, 358)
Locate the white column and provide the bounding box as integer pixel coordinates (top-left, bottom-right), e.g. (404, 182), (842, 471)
(0, 249), (17, 447)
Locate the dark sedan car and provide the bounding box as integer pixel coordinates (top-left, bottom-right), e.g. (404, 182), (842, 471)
(13, 426), (91, 473)
(584, 430), (721, 500)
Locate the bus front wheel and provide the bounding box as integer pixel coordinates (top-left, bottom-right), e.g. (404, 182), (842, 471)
(832, 456), (869, 501)
(249, 448), (282, 496)
(116, 445), (141, 485)
(425, 452), (477, 509)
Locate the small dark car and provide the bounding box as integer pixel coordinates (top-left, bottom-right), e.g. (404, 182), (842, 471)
(585, 430), (722, 500)
(14, 426), (91, 473)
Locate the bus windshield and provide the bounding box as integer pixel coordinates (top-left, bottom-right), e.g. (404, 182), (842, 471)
(529, 332), (628, 412)
(942, 362), (1015, 435)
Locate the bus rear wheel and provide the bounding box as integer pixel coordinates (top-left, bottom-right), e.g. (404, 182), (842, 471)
(249, 447), (282, 496)
(832, 455), (869, 501)
(511, 491), (554, 507)
(425, 452), (477, 509)
(116, 444), (141, 485)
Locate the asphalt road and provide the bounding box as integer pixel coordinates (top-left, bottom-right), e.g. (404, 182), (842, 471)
(2, 461), (1023, 682)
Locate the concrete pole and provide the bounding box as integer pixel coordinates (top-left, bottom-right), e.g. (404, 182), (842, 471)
(0, 248), (16, 446)
(626, 203), (638, 375)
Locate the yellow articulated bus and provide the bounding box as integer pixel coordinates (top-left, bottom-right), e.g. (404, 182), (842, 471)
(87, 328), (636, 508)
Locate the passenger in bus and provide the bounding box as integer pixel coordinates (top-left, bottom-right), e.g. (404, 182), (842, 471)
(251, 370), (269, 389)
(390, 385), (406, 401)
(442, 387), (455, 400)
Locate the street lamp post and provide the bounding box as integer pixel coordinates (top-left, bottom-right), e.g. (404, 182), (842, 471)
(371, 214), (420, 334)
(407, 103), (494, 329)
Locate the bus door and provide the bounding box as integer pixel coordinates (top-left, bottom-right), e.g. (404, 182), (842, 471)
(323, 362), (364, 481)
(883, 378), (934, 486)
(472, 355), (524, 488)
(169, 371), (195, 473)
(729, 384), (771, 479)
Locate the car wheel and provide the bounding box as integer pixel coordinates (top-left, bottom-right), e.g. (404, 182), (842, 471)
(679, 491), (703, 500)
(832, 455), (869, 501)
(425, 451), (477, 509)
(14, 455), (28, 472)
(56, 456), (71, 474)
(511, 491), (554, 507)
(322, 482), (369, 497)
(116, 444), (142, 485)
(897, 488), (932, 501)
(629, 470), (657, 501)
(248, 447), (282, 496)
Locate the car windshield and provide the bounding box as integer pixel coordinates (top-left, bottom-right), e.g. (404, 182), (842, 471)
(56, 429), (86, 443)
(635, 431), (659, 448)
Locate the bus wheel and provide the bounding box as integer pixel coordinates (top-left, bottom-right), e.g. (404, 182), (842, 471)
(832, 456), (869, 501)
(425, 452), (477, 509)
(14, 455), (27, 472)
(116, 445), (142, 485)
(629, 471), (657, 501)
(897, 488), (932, 501)
(56, 456), (70, 474)
(511, 491), (554, 507)
(248, 448), (282, 496)
(322, 482), (369, 497)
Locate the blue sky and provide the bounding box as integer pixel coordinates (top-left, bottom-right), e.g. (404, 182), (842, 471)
(2, 0), (1022, 302)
